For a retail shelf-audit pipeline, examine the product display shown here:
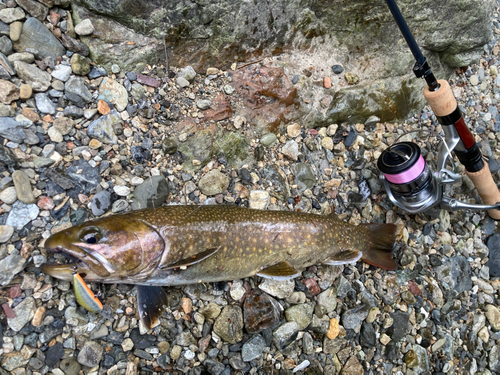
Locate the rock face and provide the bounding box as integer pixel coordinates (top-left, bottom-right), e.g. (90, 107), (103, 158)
(72, 0), (495, 124)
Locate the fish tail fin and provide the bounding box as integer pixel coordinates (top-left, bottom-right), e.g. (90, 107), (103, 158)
(361, 223), (397, 270)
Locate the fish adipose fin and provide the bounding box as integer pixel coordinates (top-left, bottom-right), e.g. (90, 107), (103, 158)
(360, 223), (397, 271)
(160, 246), (220, 270)
(257, 261), (302, 280)
(136, 285), (168, 329)
(323, 249), (362, 265)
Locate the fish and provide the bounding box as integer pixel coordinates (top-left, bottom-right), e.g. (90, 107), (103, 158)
(41, 205), (397, 327)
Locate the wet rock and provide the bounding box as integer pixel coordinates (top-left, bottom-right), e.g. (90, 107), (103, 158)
(292, 163), (316, 191)
(0, 8), (25, 24)
(317, 288), (337, 313)
(12, 170), (34, 203)
(35, 92), (56, 114)
(260, 133), (277, 147)
(241, 334), (266, 362)
(7, 296), (35, 331)
(243, 294), (281, 333)
(199, 302), (221, 319)
(16, 0), (48, 21)
(213, 305), (244, 344)
(198, 169), (229, 196)
(0, 79), (18, 103)
(340, 355), (364, 375)
(65, 75), (92, 107)
(259, 278), (294, 299)
(332, 65), (344, 74)
(485, 305), (500, 331)
(66, 159), (101, 195)
(131, 175), (170, 209)
(13, 60), (51, 91)
(6, 201), (39, 229)
(0, 143), (19, 167)
(389, 311), (410, 342)
(87, 110), (120, 144)
(98, 77), (128, 111)
(77, 341), (103, 367)
(14, 17), (65, 59)
(91, 190), (111, 216)
(162, 138), (177, 154)
(0, 251), (25, 286)
(273, 321), (299, 350)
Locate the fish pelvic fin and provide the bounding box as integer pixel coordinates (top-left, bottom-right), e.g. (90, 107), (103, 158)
(360, 223), (397, 270)
(257, 261), (302, 280)
(136, 285), (168, 330)
(323, 249), (362, 265)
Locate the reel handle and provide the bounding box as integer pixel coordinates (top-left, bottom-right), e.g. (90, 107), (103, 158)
(423, 79), (500, 219)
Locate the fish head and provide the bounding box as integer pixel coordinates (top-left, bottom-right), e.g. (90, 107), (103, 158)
(41, 216), (164, 283)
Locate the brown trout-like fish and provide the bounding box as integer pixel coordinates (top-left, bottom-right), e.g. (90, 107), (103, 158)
(42, 205), (397, 327)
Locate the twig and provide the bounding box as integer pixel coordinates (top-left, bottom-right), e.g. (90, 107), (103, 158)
(236, 57), (267, 69)
(163, 34), (169, 71)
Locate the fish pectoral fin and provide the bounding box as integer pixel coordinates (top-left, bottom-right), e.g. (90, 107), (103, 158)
(323, 249), (362, 265)
(160, 246), (220, 270)
(257, 261), (302, 280)
(136, 285), (168, 330)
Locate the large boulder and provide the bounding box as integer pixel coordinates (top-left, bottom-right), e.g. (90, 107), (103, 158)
(72, 0), (496, 124)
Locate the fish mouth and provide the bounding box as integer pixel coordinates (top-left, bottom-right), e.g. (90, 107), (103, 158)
(41, 234), (112, 281)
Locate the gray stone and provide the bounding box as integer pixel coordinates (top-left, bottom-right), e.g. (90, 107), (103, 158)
(87, 110), (121, 144)
(75, 18), (94, 35)
(51, 64), (72, 82)
(0, 8), (25, 24)
(196, 99), (211, 110)
(0, 116), (24, 143)
(260, 133), (277, 147)
(284, 303), (314, 330)
(91, 190), (111, 216)
(33, 156), (55, 168)
(198, 169), (229, 196)
(15, 0), (48, 21)
(0, 35), (12, 55)
(77, 341), (103, 367)
(0, 251), (25, 286)
(13, 17), (65, 59)
(97, 77), (128, 112)
(130, 82), (145, 99)
(0, 79), (18, 103)
(7, 51), (34, 63)
(412, 344), (430, 374)
(6, 200), (39, 229)
(0, 186), (16, 204)
(273, 321), (300, 350)
(292, 163), (316, 190)
(282, 140), (299, 160)
(34, 93), (56, 114)
(176, 76), (189, 88)
(65, 75), (92, 107)
(259, 278), (294, 299)
(1, 351), (30, 371)
(70, 53), (90, 76)
(317, 288), (337, 313)
(9, 21), (22, 41)
(178, 65), (196, 81)
(65, 306), (88, 326)
(241, 334), (266, 362)
(342, 304), (370, 330)
(214, 305), (244, 344)
(14, 61), (50, 92)
(435, 256), (472, 294)
(12, 170), (34, 203)
(7, 296), (35, 331)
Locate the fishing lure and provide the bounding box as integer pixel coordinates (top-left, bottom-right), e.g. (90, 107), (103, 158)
(73, 272), (103, 313)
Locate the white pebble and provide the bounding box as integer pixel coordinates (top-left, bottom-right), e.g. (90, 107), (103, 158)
(113, 185), (131, 196)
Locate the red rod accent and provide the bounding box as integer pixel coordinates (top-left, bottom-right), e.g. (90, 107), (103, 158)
(454, 116), (475, 149)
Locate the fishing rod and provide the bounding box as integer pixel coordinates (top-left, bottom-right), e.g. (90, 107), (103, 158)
(377, 0), (500, 219)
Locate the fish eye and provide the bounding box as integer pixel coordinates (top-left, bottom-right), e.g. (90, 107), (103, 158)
(79, 227), (102, 244)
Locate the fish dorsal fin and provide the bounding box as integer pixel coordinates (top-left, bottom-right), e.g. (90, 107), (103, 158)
(136, 285), (168, 329)
(257, 261), (302, 280)
(323, 249), (362, 265)
(328, 212), (340, 221)
(160, 246), (220, 270)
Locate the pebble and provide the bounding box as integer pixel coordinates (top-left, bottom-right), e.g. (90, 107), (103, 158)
(74, 19), (94, 36)
(199, 302), (222, 319)
(470, 75), (479, 86)
(32, 306), (46, 327)
(12, 170), (34, 203)
(244, 293), (281, 333)
(113, 185), (130, 196)
(6, 201), (39, 229)
(324, 76), (332, 88)
(241, 334), (266, 362)
(77, 341), (103, 367)
(485, 305), (500, 330)
(260, 133), (277, 147)
(0, 224), (13, 243)
(198, 169), (229, 196)
(332, 64), (344, 74)
(282, 140), (299, 160)
(273, 321), (300, 350)
(0, 186), (17, 204)
(259, 278), (294, 299)
(19, 83), (31, 99)
(248, 189), (270, 210)
(285, 303), (314, 330)
(7, 297), (35, 332)
(214, 305), (244, 344)
(287, 123), (301, 137)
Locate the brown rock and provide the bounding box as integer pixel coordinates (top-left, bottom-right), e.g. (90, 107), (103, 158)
(89, 139), (102, 149)
(202, 92), (232, 122)
(136, 73), (159, 88)
(181, 297), (193, 314)
(19, 84), (32, 100)
(324, 76), (332, 89)
(326, 318), (340, 339)
(243, 293), (281, 333)
(32, 306), (46, 327)
(49, 10), (60, 26)
(302, 278), (321, 296)
(22, 107), (40, 122)
(53, 116), (73, 135)
(0, 79), (19, 104)
(340, 355), (364, 375)
(97, 99), (110, 115)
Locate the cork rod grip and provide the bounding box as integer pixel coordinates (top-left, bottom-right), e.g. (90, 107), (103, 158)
(423, 79), (457, 117)
(466, 163), (500, 220)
